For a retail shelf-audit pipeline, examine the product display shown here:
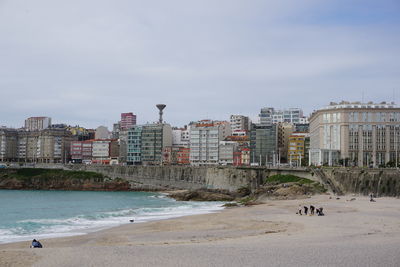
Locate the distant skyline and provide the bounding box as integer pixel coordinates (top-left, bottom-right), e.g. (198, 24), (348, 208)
(1, 0), (399, 129)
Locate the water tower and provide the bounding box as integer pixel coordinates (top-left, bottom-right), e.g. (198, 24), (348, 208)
(156, 104), (166, 123)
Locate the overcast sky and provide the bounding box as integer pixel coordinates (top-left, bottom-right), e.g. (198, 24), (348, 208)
(1, 0), (399, 129)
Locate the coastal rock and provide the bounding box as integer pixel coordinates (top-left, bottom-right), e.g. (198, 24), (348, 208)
(168, 190), (235, 201)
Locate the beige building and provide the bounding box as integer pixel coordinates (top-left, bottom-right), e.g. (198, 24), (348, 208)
(36, 129), (74, 163)
(24, 117), (51, 131)
(309, 101), (400, 167)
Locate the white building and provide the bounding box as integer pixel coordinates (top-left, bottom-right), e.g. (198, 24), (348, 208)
(189, 120), (231, 165)
(230, 115), (250, 132)
(172, 126), (190, 147)
(92, 140), (110, 159)
(259, 108), (304, 125)
(24, 117), (51, 131)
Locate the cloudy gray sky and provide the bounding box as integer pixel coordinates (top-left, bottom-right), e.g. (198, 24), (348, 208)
(1, 0), (399, 129)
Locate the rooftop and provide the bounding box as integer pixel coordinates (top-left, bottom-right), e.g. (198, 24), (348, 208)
(322, 101), (397, 110)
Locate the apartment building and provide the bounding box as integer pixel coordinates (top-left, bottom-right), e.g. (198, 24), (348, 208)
(120, 112), (137, 130)
(24, 117), (51, 131)
(189, 120), (231, 165)
(127, 126), (143, 164)
(288, 133), (310, 166)
(172, 126), (190, 148)
(230, 115), (250, 132)
(0, 128), (18, 162)
(91, 139), (119, 164)
(218, 141), (239, 165)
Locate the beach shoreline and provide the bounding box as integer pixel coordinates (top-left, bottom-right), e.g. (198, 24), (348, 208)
(1, 194), (400, 266)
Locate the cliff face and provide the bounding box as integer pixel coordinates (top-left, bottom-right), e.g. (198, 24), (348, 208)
(0, 168), (131, 191)
(1, 166), (399, 197)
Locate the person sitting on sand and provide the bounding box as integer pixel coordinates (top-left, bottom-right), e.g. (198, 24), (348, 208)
(370, 194), (376, 202)
(304, 206), (308, 215)
(310, 205), (315, 215)
(31, 239), (42, 248)
(317, 207), (324, 216)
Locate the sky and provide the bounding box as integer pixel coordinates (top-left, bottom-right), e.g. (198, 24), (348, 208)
(0, 0), (399, 129)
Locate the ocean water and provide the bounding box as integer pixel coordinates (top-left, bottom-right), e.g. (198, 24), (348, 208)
(0, 190), (224, 244)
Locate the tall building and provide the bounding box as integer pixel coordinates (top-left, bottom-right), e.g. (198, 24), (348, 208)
(258, 108), (305, 125)
(127, 126), (143, 164)
(24, 117), (51, 131)
(250, 124), (278, 166)
(127, 123), (172, 165)
(120, 113), (137, 130)
(189, 120), (231, 165)
(0, 128), (18, 162)
(259, 108), (274, 126)
(141, 123), (172, 165)
(230, 115), (250, 132)
(309, 101), (400, 167)
(272, 108), (303, 124)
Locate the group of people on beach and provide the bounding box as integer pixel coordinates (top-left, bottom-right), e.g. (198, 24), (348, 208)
(297, 205), (324, 216)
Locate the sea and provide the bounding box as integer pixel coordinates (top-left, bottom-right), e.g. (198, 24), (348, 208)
(0, 190), (225, 244)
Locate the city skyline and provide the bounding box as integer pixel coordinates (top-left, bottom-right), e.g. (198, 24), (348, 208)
(1, 1), (399, 128)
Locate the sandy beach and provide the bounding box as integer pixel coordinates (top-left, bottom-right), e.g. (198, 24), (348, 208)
(1, 194), (400, 267)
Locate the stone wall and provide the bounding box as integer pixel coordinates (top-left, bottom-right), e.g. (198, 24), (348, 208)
(320, 168), (400, 197)
(64, 165), (400, 196)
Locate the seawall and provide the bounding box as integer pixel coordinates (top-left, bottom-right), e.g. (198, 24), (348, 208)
(2, 165), (400, 197)
(65, 165), (400, 197)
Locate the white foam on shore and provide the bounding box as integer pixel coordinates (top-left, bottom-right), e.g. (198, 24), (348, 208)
(0, 201), (225, 244)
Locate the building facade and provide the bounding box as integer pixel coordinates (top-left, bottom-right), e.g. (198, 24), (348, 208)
(139, 123), (172, 165)
(309, 101), (400, 167)
(0, 128), (18, 162)
(120, 112), (137, 130)
(189, 120), (231, 165)
(127, 126), (143, 164)
(250, 124), (278, 166)
(24, 117), (51, 131)
(288, 133), (310, 166)
(230, 115), (250, 132)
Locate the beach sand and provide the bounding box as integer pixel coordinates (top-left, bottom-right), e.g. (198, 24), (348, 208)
(1, 194), (400, 266)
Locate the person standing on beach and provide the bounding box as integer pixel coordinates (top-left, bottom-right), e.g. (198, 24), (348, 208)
(304, 206), (308, 215)
(298, 205), (302, 215)
(310, 205), (315, 215)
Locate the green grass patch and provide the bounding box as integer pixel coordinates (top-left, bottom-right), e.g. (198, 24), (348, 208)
(265, 174), (313, 185)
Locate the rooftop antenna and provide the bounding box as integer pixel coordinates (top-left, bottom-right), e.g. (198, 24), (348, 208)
(156, 104), (166, 124)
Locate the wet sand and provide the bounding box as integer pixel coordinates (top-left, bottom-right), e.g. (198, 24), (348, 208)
(1, 195), (400, 267)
